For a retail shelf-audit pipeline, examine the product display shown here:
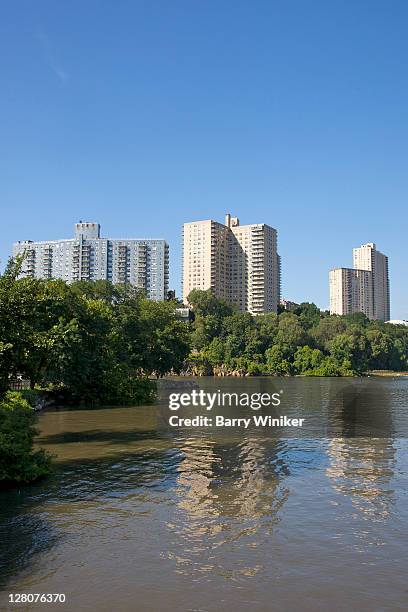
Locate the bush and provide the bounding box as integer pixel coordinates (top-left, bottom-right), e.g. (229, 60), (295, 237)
(0, 392), (51, 486)
(102, 371), (157, 406)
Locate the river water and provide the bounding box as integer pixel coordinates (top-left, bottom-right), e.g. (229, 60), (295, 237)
(0, 377), (407, 611)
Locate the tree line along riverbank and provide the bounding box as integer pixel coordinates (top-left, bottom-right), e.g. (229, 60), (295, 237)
(185, 290), (408, 377)
(1, 256), (408, 486)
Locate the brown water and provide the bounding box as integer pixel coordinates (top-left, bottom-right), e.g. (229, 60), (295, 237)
(0, 377), (408, 611)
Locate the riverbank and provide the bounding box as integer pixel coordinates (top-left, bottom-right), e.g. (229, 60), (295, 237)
(368, 370), (408, 377)
(171, 368), (408, 378)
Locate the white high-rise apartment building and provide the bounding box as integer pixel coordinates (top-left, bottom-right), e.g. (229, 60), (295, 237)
(329, 242), (390, 321)
(353, 243), (390, 321)
(329, 268), (374, 319)
(13, 222), (169, 300)
(182, 214), (280, 314)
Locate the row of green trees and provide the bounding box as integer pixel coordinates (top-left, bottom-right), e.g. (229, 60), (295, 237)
(187, 289), (408, 376)
(4, 268), (404, 397)
(0, 258), (190, 403)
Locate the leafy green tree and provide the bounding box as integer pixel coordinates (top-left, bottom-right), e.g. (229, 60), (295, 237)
(0, 342), (13, 395)
(188, 289), (233, 350)
(365, 329), (394, 370)
(0, 392), (50, 485)
(71, 279), (122, 302)
(313, 357), (342, 376)
(202, 337), (226, 366)
(255, 312), (279, 352)
(136, 299), (190, 376)
(293, 302), (322, 330)
(311, 316), (348, 351)
(0, 266), (80, 391)
(344, 312), (370, 327)
(276, 313), (309, 354)
(265, 345), (292, 375)
(293, 346), (325, 374)
(49, 296), (117, 402)
(246, 360), (266, 375)
(187, 289), (233, 318)
(221, 312), (259, 363)
(390, 337), (408, 371)
(328, 329), (370, 375)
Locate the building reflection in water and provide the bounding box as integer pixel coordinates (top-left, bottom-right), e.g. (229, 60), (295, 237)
(327, 438), (395, 521)
(159, 377), (401, 577)
(164, 434), (290, 578)
(326, 379), (396, 525)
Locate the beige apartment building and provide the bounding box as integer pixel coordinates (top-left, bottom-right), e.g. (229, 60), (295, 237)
(353, 243), (390, 321)
(329, 268), (374, 319)
(182, 214), (280, 314)
(329, 242), (390, 321)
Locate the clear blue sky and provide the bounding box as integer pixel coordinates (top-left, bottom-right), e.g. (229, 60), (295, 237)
(1, 1), (407, 318)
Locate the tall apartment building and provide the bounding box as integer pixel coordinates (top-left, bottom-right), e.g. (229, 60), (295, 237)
(329, 242), (390, 321)
(353, 243), (390, 321)
(182, 214), (280, 314)
(329, 268), (374, 319)
(13, 222), (169, 300)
